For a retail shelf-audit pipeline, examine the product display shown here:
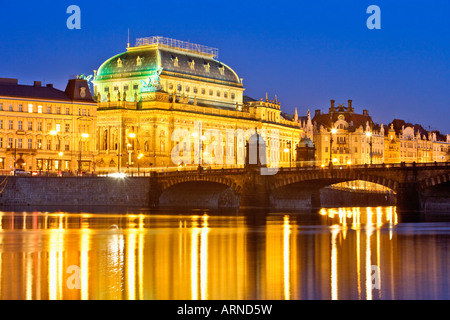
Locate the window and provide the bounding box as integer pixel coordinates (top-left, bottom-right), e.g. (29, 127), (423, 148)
(168, 83), (173, 90)
(47, 106), (51, 114)
(325, 147), (328, 153)
(104, 87), (109, 92)
(177, 84), (182, 92)
(18, 120), (23, 130)
(0, 103), (3, 110)
(82, 109), (86, 116)
(65, 124), (70, 133)
(8, 104), (13, 111)
(37, 122), (42, 131)
(0, 138), (2, 148)
(65, 141), (70, 151)
(193, 87), (198, 94)
(185, 86), (190, 92)
(201, 88), (206, 95)
(224, 92), (228, 99)
(231, 93), (235, 100)
(47, 139), (51, 150)
(17, 138), (22, 149)
(28, 139), (32, 149)
(56, 123), (61, 132)
(38, 105), (42, 113)
(47, 122), (52, 132)
(8, 120), (13, 130)
(0, 120), (3, 129)
(37, 139), (42, 149)
(66, 107), (70, 115)
(28, 104), (33, 113)
(114, 86), (119, 91)
(216, 91), (220, 97)
(124, 85), (129, 91)
(133, 84), (138, 90)
(209, 89), (213, 96)
(56, 107), (61, 114)
(8, 138), (13, 148)
(28, 121), (33, 131)
(18, 104), (23, 112)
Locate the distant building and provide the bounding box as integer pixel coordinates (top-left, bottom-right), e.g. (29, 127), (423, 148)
(310, 100), (384, 166)
(0, 78), (96, 174)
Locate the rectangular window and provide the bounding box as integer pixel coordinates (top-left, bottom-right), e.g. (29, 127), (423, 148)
(37, 138), (42, 149)
(47, 139), (51, 150)
(8, 104), (13, 111)
(0, 137), (2, 148)
(114, 86), (119, 91)
(0, 103), (3, 111)
(18, 120), (23, 130)
(87, 109), (90, 116)
(104, 87), (109, 92)
(133, 84), (138, 90)
(28, 139), (32, 149)
(56, 123), (61, 132)
(37, 122), (42, 131)
(17, 138), (22, 149)
(56, 107), (61, 114)
(65, 124), (70, 133)
(124, 85), (129, 91)
(28, 104), (33, 113)
(8, 120), (13, 130)
(47, 106), (51, 114)
(47, 122), (52, 132)
(0, 120), (3, 129)
(66, 107), (70, 115)
(28, 121), (33, 131)
(82, 109), (86, 116)
(38, 105), (42, 113)
(18, 104), (23, 112)
(8, 138), (13, 148)
(65, 142), (70, 151)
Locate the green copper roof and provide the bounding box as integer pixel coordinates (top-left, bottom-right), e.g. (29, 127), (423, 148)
(95, 45), (241, 85)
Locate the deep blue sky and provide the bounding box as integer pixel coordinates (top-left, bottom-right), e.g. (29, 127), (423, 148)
(0, 0), (449, 132)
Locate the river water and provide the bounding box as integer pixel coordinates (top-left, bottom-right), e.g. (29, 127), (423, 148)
(0, 206), (449, 300)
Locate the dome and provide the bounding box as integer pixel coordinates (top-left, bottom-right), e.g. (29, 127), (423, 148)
(95, 45), (241, 85)
(298, 137), (314, 148)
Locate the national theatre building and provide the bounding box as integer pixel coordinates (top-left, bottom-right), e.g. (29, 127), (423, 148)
(93, 36), (303, 172)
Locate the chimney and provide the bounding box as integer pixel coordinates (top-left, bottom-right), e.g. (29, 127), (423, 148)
(315, 109), (321, 116)
(34, 81), (42, 87)
(46, 84), (53, 88)
(330, 100), (335, 109)
(348, 99), (353, 109)
(363, 109), (369, 116)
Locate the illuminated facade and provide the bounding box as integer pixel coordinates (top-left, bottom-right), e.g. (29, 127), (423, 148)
(92, 36), (303, 173)
(311, 100), (384, 166)
(0, 78), (97, 174)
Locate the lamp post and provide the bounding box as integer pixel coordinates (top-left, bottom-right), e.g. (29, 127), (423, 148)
(79, 133), (89, 176)
(50, 130), (61, 174)
(127, 132), (136, 174)
(366, 131), (373, 165)
(138, 153), (143, 176)
(329, 128), (337, 167)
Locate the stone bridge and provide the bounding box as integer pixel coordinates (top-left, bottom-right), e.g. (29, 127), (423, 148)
(150, 162), (450, 212)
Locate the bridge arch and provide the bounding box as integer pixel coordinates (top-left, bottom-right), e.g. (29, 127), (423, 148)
(271, 170), (399, 193)
(419, 172), (450, 190)
(157, 173), (243, 209)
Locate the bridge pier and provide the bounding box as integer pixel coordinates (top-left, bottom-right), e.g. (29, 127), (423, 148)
(239, 169), (270, 208)
(396, 183), (421, 212)
(149, 173), (162, 208)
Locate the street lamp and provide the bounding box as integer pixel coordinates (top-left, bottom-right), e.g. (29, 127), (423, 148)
(79, 133), (89, 176)
(329, 128), (337, 167)
(127, 132), (136, 173)
(50, 130), (62, 174)
(138, 153), (143, 176)
(366, 131), (373, 165)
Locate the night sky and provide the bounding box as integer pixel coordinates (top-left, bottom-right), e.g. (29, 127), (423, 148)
(0, 0), (449, 133)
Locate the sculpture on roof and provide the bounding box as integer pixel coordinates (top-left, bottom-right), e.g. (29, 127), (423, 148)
(140, 67), (163, 93)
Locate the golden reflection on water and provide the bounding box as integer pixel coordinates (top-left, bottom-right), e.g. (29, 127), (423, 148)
(0, 207), (449, 300)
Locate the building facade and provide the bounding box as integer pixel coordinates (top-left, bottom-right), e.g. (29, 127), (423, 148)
(92, 36), (303, 173)
(0, 78), (97, 174)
